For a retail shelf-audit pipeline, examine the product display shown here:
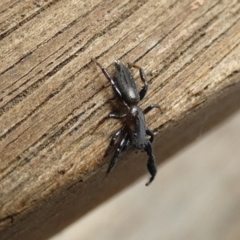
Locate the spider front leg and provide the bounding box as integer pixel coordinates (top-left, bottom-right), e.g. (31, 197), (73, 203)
(106, 132), (128, 175)
(92, 58), (122, 99)
(128, 63), (148, 100)
(144, 142), (157, 186)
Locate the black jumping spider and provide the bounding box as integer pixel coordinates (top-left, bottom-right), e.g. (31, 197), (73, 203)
(93, 58), (159, 186)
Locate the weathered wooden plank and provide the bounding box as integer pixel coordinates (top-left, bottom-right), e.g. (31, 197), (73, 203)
(0, 0), (240, 239)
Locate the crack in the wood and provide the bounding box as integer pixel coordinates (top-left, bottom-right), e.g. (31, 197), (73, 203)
(0, 27), (89, 101)
(94, 0), (180, 62)
(0, 1), (101, 77)
(0, 1), (21, 15)
(0, 101), (97, 180)
(0, 0), (61, 42)
(0, 214), (15, 225)
(0, 0), (143, 78)
(123, 0), (222, 64)
(148, 8), (240, 93)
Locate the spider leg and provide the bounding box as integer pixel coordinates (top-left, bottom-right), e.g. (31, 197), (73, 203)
(146, 128), (154, 143)
(122, 137), (130, 151)
(104, 125), (125, 157)
(99, 112), (127, 126)
(144, 141), (157, 186)
(106, 132), (128, 176)
(92, 58), (122, 98)
(143, 104), (161, 114)
(108, 113), (127, 119)
(92, 113), (127, 133)
(128, 63), (148, 100)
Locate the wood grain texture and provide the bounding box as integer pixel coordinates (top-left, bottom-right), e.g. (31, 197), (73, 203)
(0, 0), (240, 239)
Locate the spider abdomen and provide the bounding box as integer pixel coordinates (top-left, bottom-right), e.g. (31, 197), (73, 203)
(127, 106), (148, 149)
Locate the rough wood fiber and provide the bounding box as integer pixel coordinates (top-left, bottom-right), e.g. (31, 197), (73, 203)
(0, 0), (240, 239)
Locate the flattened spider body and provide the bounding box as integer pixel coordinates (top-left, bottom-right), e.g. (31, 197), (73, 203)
(93, 58), (160, 186)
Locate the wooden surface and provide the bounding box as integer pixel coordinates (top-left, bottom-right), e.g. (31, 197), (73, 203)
(0, 0), (240, 239)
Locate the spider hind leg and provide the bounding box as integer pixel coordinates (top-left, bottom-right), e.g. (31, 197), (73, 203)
(106, 132), (128, 176)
